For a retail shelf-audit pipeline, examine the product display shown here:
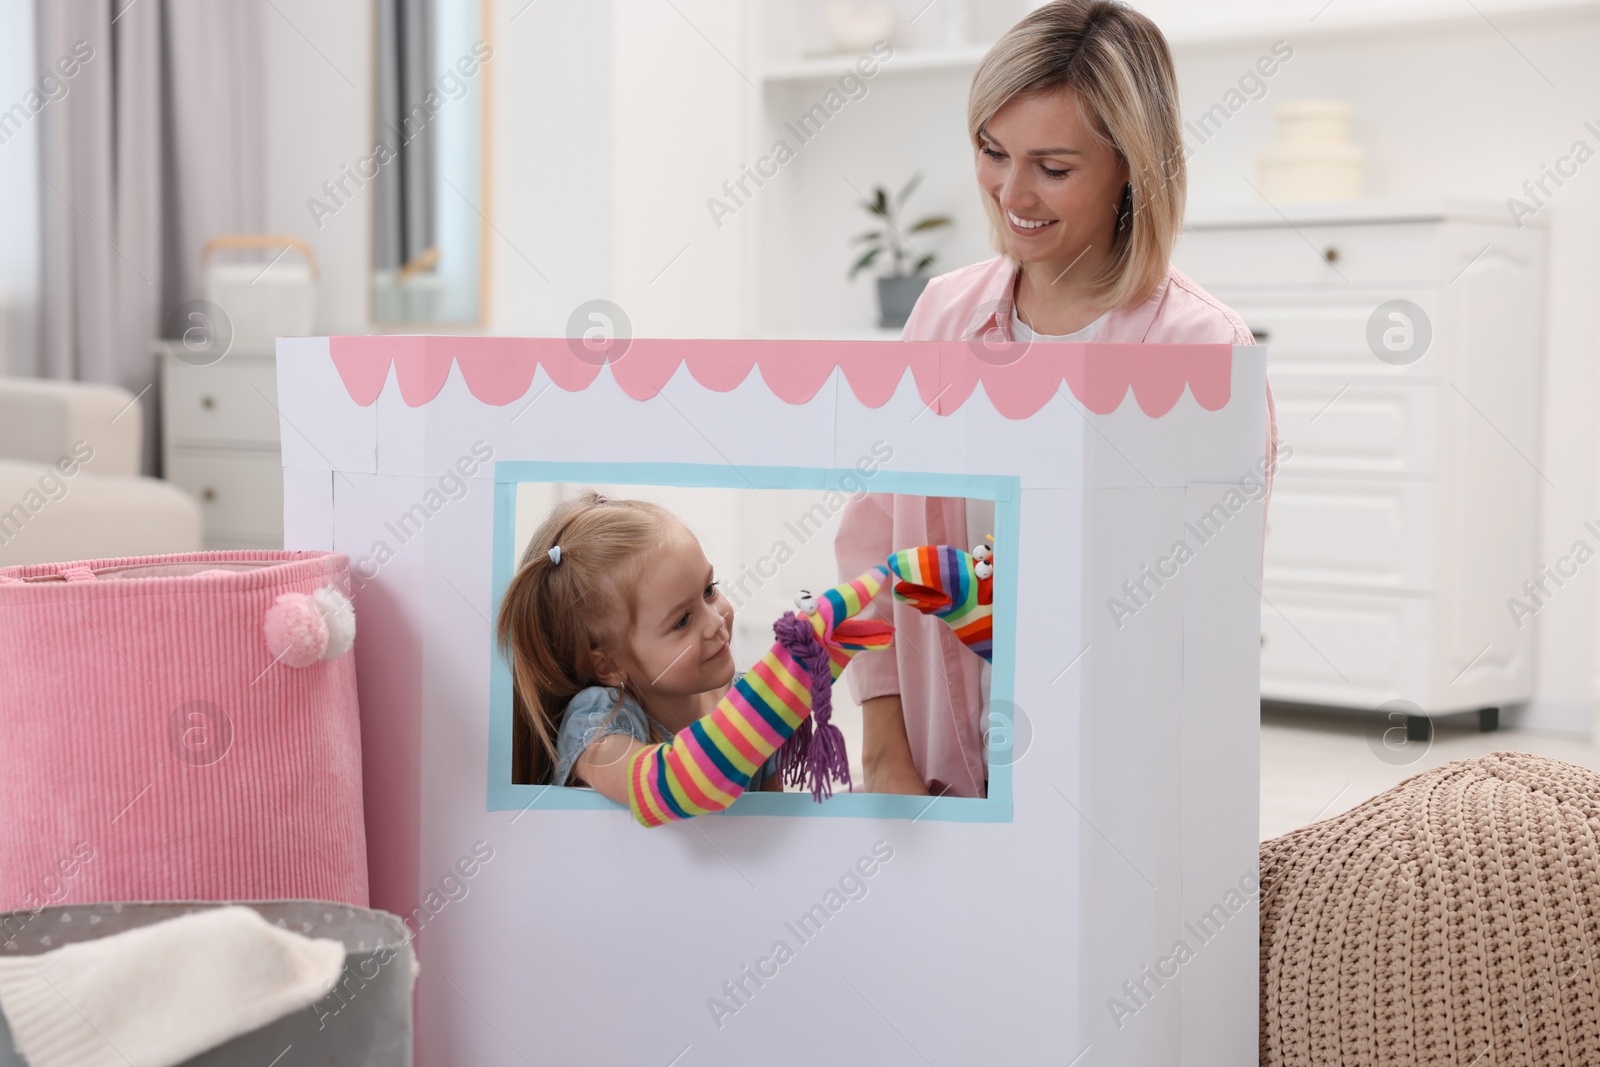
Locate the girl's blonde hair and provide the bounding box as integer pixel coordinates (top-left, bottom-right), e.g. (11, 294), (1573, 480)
(494, 491), (680, 785)
(969, 0), (1184, 311)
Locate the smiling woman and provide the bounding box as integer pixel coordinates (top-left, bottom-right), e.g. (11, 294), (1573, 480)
(968, 0), (1187, 331)
(836, 0), (1278, 801)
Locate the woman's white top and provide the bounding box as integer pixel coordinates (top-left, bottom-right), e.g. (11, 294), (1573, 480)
(1009, 306), (1111, 342)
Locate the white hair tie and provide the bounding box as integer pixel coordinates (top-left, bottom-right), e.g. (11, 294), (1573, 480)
(547, 545), (562, 565)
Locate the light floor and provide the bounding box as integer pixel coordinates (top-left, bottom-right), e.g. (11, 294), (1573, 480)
(1260, 703), (1600, 841)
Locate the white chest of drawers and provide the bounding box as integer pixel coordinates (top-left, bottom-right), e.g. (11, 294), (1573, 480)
(1173, 199), (1546, 720)
(158, 340), (284, 549)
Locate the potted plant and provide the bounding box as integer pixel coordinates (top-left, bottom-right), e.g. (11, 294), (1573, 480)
(848, 173), (952, 328)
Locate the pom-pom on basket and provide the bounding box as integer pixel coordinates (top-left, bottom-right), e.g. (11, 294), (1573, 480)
(0, 551), (369, 911)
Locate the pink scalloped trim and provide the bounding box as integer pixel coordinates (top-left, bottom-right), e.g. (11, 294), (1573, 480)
(326, 336), (1233, 420)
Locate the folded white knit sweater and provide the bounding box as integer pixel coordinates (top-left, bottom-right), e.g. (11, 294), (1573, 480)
(0, 905), (345, 1067)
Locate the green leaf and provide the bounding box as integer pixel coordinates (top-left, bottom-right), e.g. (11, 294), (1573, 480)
(847, 245), (883, 280)
(851, 229), (883, 245)
(908, 214), (952, 233)
(912, 253), (936, 275)
(895, 172), (923, 209)
(873, 187), (888, 216)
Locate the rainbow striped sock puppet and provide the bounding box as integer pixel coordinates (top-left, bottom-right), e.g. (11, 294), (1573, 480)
(626, 567), (893, 826)
(886, 542), (995, 662)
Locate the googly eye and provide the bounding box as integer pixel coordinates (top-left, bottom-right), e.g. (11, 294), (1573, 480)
(794, 590), (818, 615)
(974, 561), (994, 580)
(972, 544), (993, 563)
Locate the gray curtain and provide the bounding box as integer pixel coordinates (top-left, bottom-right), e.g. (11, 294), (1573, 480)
(374, 0), (437, 272)
(36, 0), (265, 477)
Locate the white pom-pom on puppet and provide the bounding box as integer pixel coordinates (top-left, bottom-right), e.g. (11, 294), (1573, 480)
(263, 585), (356, 668)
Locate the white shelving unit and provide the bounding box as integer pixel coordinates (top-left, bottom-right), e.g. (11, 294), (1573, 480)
(740, 2), (1034, 339)
(761, 44), (991, 84)
(1174, 198), (1547, 725)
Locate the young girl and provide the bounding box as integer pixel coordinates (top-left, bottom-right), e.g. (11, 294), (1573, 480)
(495, 490), (892, 826)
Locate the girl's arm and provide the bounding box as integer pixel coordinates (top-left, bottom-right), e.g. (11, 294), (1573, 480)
(573, 736), (784, 798)
(573, 732), (650, 803)
(584, 568), (893, 827)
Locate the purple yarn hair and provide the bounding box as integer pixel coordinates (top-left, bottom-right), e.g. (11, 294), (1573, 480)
(773, 611), (853, 802)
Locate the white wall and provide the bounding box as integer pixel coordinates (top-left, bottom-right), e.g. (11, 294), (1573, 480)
(611, 0), (747, 338)
(752, 61), (990, 337)
(482, 0), (614, 336)
(262, 0), (613, 338)
(262, 0), (373, 336)
(608, 0), (1038, 339)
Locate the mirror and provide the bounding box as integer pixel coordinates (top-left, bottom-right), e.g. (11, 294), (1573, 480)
(370, 0), (490, 327)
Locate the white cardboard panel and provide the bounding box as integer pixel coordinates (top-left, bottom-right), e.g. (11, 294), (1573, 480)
(657, 363), (841, 474)
(956, 350), (1266, 490)
(1082, 348), (1269, 489)
(1181, 484), (1264, 1065)
(961, 380), (1093, 489)
(276, 337), (1263, 1065)
(1074, 487), (1191, 1063)
(385, 362), (845, 482)
(274, 337), (378, 473)
(834, 366), (971, 477)
(373, 368), (431, 478)
(406, 365), (575, 484)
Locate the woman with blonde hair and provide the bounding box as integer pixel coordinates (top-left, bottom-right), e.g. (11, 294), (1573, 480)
(836, 0), (1278, 797)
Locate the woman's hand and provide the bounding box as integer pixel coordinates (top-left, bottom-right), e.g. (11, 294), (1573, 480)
(861, 695), (930, 795)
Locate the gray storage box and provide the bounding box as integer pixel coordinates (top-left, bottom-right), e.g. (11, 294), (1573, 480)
(0, 900), (415, 1066)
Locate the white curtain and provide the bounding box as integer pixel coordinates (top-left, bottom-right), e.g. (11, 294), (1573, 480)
(35, 0), (267, 476)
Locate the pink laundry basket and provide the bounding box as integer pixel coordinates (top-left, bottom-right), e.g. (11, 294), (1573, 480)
(0, 551), (369, 911)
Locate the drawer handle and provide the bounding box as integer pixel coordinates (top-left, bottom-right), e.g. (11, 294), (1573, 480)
(200, 395), (216, 410)
(1322, 246), (1339, 263)
(200, 487), (217, 503)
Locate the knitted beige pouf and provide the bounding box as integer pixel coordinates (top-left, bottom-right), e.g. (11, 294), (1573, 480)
(1261, 752), (1600, 1066)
